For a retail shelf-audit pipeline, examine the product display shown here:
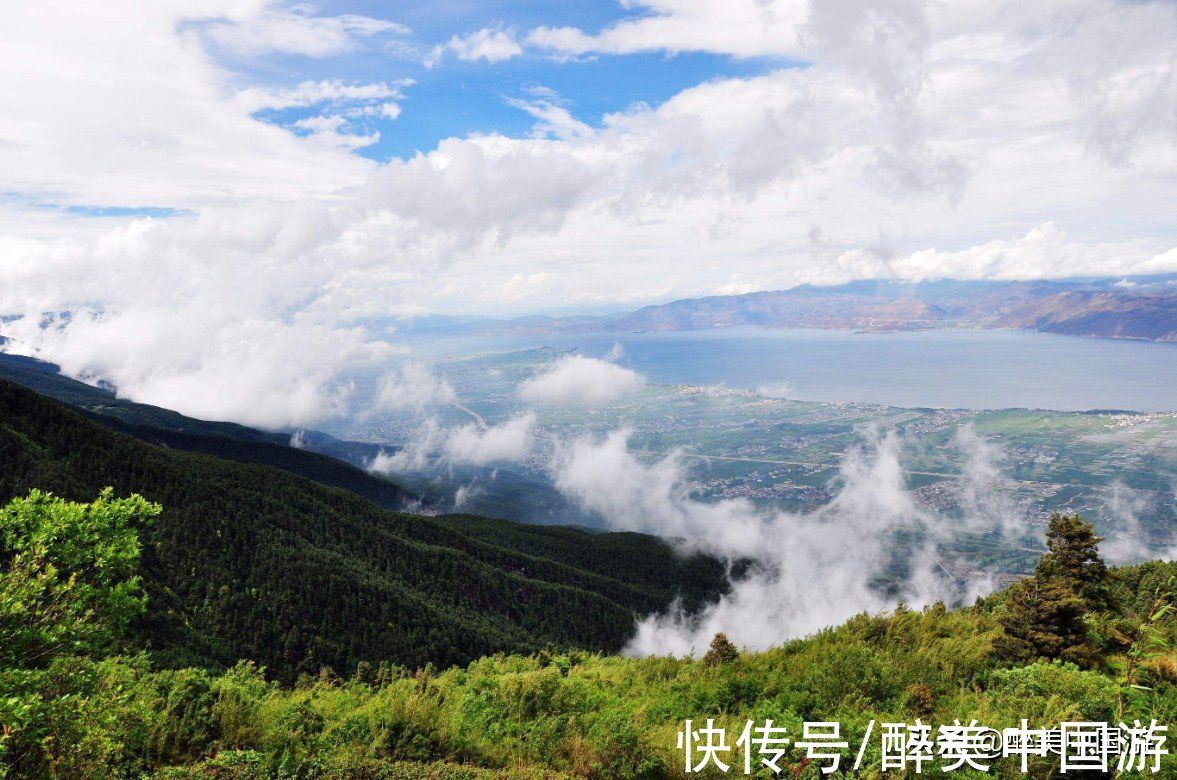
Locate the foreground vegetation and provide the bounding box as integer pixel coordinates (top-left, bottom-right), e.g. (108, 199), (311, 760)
(2, 485), (1175, 778)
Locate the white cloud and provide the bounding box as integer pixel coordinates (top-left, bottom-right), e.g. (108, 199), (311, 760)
(443, 413), (536, 466)
(235, 79), (412, 113)
(1, 0), (1176, 425)
(551, 428), (767, 556)
(197, 5), (407, 58)
(291, 114), (380, 150)
(0, 2), (377, 209)
(867, 223), (1177, 283)
(505, 93), (594, 141)
(366, 413), (536, 473)
(1, 304), (381, 428)
(756, 382), (793, 399)
(518, 355), (645, 407)
(453, 481), (484, 511)
(551, 425), (1017, 655)
(952, 424), (1022, 538)
(435, 28), (523, 64)
(368, 419), (446, 473)
(235, 78), (411, 150)
(373, 363), (456, 412)
(527, 0), (809, 59)
(1100, 482), (1155, 564)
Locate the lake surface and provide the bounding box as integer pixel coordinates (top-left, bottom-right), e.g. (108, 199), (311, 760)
(409, 327), (1176, 412)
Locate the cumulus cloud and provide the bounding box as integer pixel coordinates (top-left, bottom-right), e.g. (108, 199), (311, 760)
(432, 28), (523, 64)
(869, 223), (1177, 283)
(1, 304), (380, 428)
(527, 0), (809, 59)
(367, 413), (536, 475)
(443, 413), (537, 466)
(551, 425), (1019, 655)
(1, 0), (1176, 425)
(518, 355), (645, 407)
(373, 363), (456, 412)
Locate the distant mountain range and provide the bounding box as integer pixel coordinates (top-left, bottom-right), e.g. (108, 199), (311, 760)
(993, 290), (1177, 341)
(477, 277), (1177, 342)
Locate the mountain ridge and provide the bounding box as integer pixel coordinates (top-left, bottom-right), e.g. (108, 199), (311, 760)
(0, 351), (418, 511)
(470, 277), (1177, 341)
(993, 290), (1177, 342)
(0, 379), (730, 680)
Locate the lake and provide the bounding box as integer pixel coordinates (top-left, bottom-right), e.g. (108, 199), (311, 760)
(409, 327), (1176, 412)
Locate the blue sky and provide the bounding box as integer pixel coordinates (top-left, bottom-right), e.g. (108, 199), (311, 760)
(201, 1), (785, 161)
(367, 50), (770, 160)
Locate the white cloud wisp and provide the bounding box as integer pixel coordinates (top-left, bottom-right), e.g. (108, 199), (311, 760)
(551, 425), (1022, 656)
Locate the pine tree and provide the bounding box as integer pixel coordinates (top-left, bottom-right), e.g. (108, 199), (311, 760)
(995, 576), (1093, 664)
(1035, 512), (1112, 610)
(703, 632), (739, 666)
(996, 513), (1110, 665)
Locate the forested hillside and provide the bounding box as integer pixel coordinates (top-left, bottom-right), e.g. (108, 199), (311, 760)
(0, 353), (413, 510)
(1, 488), (1173, 778)
(0, 380), (728, 681)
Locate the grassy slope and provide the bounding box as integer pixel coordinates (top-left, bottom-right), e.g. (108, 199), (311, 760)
(0, 379), (729, 681)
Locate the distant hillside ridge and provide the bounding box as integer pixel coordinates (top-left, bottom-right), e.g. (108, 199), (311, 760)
(0, 351), (415, 510)
(0, 379), (730, 680)
(992, 290), (1177, 342)
(477, 277), (1177, 341)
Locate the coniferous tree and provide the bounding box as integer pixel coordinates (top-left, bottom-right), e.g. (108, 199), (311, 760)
(995, 575), (1093, 664)
(703, 632), (738, 666)
(996, 513), (1110, 665)
(1035, 512), (1112, 611)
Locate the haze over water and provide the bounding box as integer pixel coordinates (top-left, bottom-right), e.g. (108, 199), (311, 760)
(412, 327), (1177, 412)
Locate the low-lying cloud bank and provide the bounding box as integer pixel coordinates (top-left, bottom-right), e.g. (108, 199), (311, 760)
(443, 413), (536, 467)
(360, 363), (1173, 656)
(551, 425), (1021, 656)
(374, 362), (456, 412)
(363, 357), (629, 473)
(518, 354), (645, 407)
(368, 413), (536, 474)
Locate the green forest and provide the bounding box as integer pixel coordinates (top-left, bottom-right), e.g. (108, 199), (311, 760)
(2, 378), (1175, 778)
(0, 379), (729, 679)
